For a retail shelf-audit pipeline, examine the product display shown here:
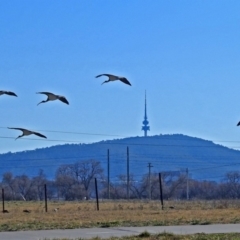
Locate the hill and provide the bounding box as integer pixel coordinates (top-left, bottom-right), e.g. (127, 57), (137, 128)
(0, 134), (240, 181)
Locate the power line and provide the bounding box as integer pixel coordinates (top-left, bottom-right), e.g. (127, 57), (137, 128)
(0, 127), (125, 137)
(0, 136), (83, 143)
(3, 135), (240, 149)
(1, 149), (240, 168)
(2, 126), (240, 145)
(1, 157), (239, 173)
(190, 162), (240, 172)
(2, 125), (240, 142)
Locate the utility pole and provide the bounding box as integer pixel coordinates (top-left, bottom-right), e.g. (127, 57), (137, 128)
(127, 146), (129, 199)
(148, 163), (153, 200)
(107, 149), (110, 199)
(186, 168), (189, 200)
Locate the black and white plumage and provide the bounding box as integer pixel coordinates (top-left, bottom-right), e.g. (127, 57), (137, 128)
(96, 74), (131, 86)
(0, 90), (17, 97)
(36, 92), (69, 105)
(8, 127), (47, 140)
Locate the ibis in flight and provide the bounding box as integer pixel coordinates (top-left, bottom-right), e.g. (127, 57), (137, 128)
(36, 92), (69, 105)
(0, 90), (17, 97)
(96, 74), (131, 86)
(8, 127), (47, 140)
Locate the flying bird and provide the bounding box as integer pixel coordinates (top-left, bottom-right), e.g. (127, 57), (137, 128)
(8, 127), (47, 140)
(0, 90), (17, 97)
(96, 74), (131, 86)
(36, 92), (69, 105)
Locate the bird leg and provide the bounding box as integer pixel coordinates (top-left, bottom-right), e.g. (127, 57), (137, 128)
(15, 135), (22, 140)
(37, 100), (47, 106)
(101, 80), (110, 85)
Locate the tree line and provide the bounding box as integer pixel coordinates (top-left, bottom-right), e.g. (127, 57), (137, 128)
(1, 159), (240, 201)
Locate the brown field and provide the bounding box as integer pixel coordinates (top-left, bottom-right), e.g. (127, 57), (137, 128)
(1, 199), (240, 231)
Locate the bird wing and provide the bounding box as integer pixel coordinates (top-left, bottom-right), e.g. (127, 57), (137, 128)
(96, 74), (113, 78)
(59, 96), (69, 105)
(0, 91), (17, 96)
(120, 78), (131, 86)
(5, 91), (17, 97)
(36, 92), (54, 96)
(32, 131), (47, 139)
(8, 127), (26, 132)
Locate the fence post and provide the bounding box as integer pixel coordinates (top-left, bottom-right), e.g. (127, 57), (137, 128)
(108, 149), (110, 199)
(186, 168), (189, 200)
(159, 173), (164, 210)
(127, 146), (129, 199)
(95, 178), (99, 211)
(2, 189), (5, 213)
(44, 184), (48, 212)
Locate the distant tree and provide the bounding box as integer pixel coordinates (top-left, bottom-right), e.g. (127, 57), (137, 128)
(188, 179), (218, 200)
(111, 174), (147, 199)
(159, 171), (187, 200)
(44, 180), (57, 200)
(110, 174), (129, 199)
(222, 171), (240, 198)
(109, 172), (187, 200)
(70, 159), (104, 199)
(217, 182), (229, 199)
(32, 169), (48, 200)
(14, 175), (34, 200)
(130, 175), (148, 199)
(55, 159), (104, 200)
(55, 164), (77, 200)
(2, 172), (17, 200)
(148, 173), (160, 200)
(100, 179), (120, 199)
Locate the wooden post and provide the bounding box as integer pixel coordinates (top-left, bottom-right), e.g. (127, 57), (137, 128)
(44, 184), (48, 212)
(2, 189), (5, 213)
(159, 173), (164, 210)
(95, 178), (99, 211)
(107, 149), (110, 199)
(127, 146), (129, 199)
(186, 168), (189, 200)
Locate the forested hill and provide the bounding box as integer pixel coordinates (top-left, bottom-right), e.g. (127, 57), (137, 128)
(0, 134), (240, 181)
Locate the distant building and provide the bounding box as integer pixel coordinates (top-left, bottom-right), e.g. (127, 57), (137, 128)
(142, 91), (150, 136)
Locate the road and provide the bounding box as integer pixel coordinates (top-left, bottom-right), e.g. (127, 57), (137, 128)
(0, 224), (240, 240)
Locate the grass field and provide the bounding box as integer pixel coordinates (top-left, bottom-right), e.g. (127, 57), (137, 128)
(1, 199), (240, 231)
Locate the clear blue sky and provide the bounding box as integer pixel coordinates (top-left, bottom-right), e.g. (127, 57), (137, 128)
(0, 0), (240, 153)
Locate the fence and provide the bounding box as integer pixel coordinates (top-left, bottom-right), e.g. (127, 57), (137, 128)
(1, 174), (165, 213)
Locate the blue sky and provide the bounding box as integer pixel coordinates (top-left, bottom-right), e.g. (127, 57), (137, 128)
(0, 0), (240, 153)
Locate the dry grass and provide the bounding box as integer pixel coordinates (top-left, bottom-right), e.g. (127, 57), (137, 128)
(1, 199), (240, 231)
